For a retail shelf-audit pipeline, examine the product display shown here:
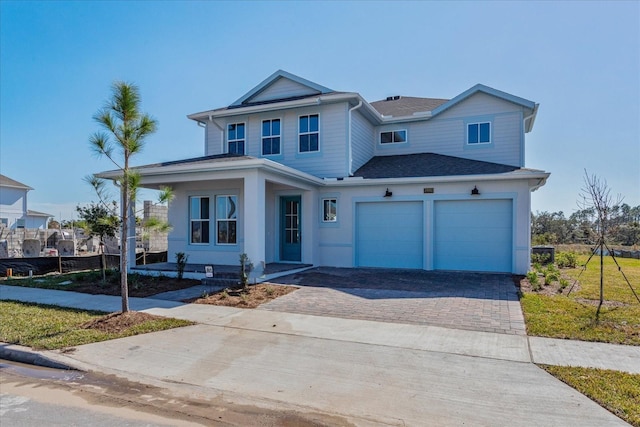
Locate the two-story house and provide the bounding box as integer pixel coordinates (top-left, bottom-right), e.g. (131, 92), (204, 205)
(0, 174), (52, 230)
(99, 70), (549, 276)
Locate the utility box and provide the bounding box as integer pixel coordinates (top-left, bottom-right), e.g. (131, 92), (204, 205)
(532, 246), (555, 264)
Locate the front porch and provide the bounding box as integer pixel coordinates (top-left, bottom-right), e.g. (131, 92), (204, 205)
(132, 261), (313, 283)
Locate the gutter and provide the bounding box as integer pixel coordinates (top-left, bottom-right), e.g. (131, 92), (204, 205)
(347, 101), (363, 175)
(323, 170), (551, 187)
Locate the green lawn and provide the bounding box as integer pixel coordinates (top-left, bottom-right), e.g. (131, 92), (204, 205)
(521, 254), (640, 345)
(0, 300), (193, 350)
(543, 365), (640, 427)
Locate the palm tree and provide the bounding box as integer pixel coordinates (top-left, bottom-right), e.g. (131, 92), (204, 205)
(89, 82), (158, 312)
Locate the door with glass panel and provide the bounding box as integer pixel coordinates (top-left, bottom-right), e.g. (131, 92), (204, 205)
(280, 196), (301, 262)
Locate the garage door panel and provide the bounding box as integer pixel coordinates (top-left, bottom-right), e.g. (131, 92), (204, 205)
(435, 200), (512, 273)
(356, 202), (423, 269)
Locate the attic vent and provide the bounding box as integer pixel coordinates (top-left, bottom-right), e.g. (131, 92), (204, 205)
(385, 95), (401, 101)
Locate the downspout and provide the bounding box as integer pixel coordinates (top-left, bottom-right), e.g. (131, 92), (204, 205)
(348, 101), (363, 176)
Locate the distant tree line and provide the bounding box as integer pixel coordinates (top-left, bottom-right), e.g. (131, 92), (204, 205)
(531, 203), (640, 246)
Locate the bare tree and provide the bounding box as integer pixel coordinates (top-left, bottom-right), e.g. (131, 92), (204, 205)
(577, 170), (624, 317)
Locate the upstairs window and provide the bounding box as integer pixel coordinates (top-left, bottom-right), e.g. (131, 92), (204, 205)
(190, 196), (210, 244)
(216, 195), (237, 245)
(227, 123), (245, 154)
(262, 119), (281, 155)
(299, 114), (319, 152)
(467, 122), (491, 144)
(380, 130), (407, 144)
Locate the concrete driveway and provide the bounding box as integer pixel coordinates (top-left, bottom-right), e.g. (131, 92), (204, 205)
(262, 268), (526, 335)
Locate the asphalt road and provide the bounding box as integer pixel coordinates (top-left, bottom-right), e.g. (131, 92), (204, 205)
(0, 359), (346, 427)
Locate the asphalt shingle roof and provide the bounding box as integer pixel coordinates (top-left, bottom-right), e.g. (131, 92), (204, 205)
(353, 153), (520, 179)
(134, 153), (251, 169)
(370, 96), (449, 117)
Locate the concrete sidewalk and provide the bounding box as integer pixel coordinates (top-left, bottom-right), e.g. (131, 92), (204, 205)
(1, 284), (637, 426)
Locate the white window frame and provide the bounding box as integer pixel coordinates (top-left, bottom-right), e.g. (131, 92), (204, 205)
(467, 122), (491, 145)
(189, 196), (210, 245)
(261, 118), (281, 156)
(298, 114), (320, 153)
(322, 198), (337, 223)
(227, 122), (246, 154)
(215, 195), (238, 245)
(380, 129), (407, 144)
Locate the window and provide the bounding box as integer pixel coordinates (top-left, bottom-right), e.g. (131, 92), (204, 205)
(262, 119), (281, 155)
(227, 123), (245, 154)
(216, 195), (237, 244)
(299, 114), (319, 152)
(16, 218), (25, 229)
(380, 130), (407, 144)
(0, 218), (8, 227)
(190, 197), (210, 244)
(322, 198), (337, 222)
(467, 122), (491, 144)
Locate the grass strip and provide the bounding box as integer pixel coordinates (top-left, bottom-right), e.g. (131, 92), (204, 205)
(521, 293), (640, 345)
(0, 300), (193, 350)
(543, 365), (640, 427)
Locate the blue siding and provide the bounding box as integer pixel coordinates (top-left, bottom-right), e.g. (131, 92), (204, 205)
(351, 110), (375, 174)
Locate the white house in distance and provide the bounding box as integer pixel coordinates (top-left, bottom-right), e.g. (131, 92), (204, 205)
(99, 70), (549, 275)
(0, 174), (52, 230)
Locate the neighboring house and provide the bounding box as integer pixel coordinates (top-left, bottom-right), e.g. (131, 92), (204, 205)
(0, 174), (52, 230)
(98, 70), (549, 275)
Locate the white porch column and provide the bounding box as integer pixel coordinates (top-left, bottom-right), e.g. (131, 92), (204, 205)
(243, 170), (266, 278)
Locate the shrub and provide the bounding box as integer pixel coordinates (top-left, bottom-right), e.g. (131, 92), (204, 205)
(559, 278), (569, 292)
(527, 271), (541, 291)
(175, 252), (189, 280)
(531, 252), (551, 265)
(556, 252), (578, 268)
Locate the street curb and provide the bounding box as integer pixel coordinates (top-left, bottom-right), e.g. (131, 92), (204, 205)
(0, 343), (76, 370)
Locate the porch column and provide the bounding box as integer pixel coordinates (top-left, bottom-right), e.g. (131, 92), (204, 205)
(243, 170), (266, 279)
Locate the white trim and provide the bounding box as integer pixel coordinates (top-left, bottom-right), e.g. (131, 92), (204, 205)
(467, 121), (491, 145)
(298, 113), (320, 153)
(321, 197), (338, 223)
(189, 195), (210, 245)
(227, 122), (246, 155)
(379, 129), (407, 145)
(261, 117), (282, 156)
(215, 194), (238, 245)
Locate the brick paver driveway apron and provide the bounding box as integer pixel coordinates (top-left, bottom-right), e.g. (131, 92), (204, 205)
(261, 268), (526, 335)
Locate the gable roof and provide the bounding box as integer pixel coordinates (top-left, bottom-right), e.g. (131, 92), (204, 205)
(27, 209), (53, 218)
(370, 96), (449, 117)
(0, 174), (33, 190)
(353, 153), (520, 179)
(231, 70), (334, 107)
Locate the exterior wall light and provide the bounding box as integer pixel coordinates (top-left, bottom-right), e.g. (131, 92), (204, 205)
(384, 188), (393, 197)
(471, 186), (480, 196)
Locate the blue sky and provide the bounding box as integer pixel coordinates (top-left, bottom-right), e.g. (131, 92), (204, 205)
(1, 1), (638, 221)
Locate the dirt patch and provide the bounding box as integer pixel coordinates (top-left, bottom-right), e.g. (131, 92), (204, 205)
(187, 283), (297, 308)
(80, 311), (168, 333)
(516, 274), (577, 297)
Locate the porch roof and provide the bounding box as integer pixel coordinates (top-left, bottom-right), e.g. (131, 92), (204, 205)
(96, 153), (325, 187)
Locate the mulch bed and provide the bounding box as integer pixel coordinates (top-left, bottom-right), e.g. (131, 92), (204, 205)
(187, 284), (297, 308)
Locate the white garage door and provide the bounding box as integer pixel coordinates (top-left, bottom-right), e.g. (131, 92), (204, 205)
(356, 201), (423, 269)
(434, 199), (512, 272)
